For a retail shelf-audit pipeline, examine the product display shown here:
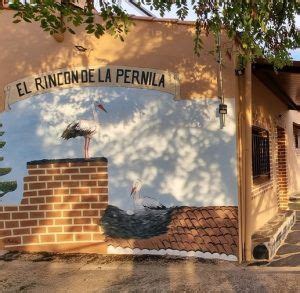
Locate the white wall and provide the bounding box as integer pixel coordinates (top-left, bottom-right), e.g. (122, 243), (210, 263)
(0, 86), (238, 210)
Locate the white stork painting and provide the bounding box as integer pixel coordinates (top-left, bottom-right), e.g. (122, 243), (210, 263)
(61, 101), (107, 159)
(130, 179), (166, 211)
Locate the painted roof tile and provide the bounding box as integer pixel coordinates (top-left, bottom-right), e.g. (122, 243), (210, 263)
(105, 206), (238, 257)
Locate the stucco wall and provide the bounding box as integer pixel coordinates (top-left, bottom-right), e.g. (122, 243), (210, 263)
(0, 11), (236, 109)
(285, 110), (300, 194)
(251, 75), (289, 232)
(0, 11), (238, 208)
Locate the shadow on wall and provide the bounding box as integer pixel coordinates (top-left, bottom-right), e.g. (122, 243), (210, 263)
(0, 86), (237, 209)
(0, 14), (235, 107)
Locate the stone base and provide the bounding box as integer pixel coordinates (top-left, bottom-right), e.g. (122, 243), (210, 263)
(251, 210), (296, 260)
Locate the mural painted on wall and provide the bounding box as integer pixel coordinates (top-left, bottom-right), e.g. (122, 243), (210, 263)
(1, 74), (239, 259)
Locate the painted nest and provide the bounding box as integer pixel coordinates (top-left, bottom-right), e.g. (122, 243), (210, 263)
(100, 205), (174, 239)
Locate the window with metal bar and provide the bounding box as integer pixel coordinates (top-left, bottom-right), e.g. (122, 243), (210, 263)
(252, 126), (270, 180)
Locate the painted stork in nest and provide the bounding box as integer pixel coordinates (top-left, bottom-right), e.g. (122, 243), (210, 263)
(61, 101), (107, 159)
(130, 179), (166, 211)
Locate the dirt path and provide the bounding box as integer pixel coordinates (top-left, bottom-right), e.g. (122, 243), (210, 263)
(0, 251), (300, 292)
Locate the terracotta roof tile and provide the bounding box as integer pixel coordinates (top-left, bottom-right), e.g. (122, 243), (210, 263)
(104, 206), (238, 257)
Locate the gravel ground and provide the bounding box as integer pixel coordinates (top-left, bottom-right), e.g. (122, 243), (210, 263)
(0, 251), (299, 293)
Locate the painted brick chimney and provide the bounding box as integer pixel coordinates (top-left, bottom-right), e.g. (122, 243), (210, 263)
(0, 157), (108, 253)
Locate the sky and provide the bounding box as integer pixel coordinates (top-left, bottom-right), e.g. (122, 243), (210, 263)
(121, 1), (300, 61)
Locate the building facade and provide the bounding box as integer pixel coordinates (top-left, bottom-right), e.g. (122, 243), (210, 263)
(0, 8), (299, 262)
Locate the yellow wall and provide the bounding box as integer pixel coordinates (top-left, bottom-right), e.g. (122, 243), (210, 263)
(251, 75), (289, 233)
(0, 11), (237, 110)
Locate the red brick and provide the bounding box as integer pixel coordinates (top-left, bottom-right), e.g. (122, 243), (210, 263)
(53, 203), (71, 210)
(38, 175), (53, 181)
(4, 206), (18, 212)
(24, 176), (37, 182)
(12, 212), (28, 220)
(71, 174), (89, 180)
(28, 169), (45, 175)
(97, 181), (108, 186)
(90, 188), (108, 194)
(57, 234), (73, 242)
(23, 191), (37, 197)
(24, 183), (28, 191)
(91, 203), (107, 209)
(74, 218), (91, 225)
(80, 181), (97, 187)
(27, 164), (37, 169)
(70, 188), (89, 195)
(54, 189), (69, 195)
(72, 203), (90, 209)
(47, 182), (62, 188)
(29, 182), (46, 190)
(21, 198), (29, 205)
(83, 225), (99, 232)
(38, 164), (53, 168)
(63, 210), (81, 217)
(38, 189), (54, 196)
(62, 181), (79, 188)
(23, 235), (39, 244)
(40, 235), (56, 243)
(45, 196), (62, 203)
(47, 226), (63, 233)
(30, 211), (45, 219)
(30, 197), (45, 204)
(61, 168), (79, 174)
(39, 204), (53, 211)
(79, 167), (97, 173)
(31, 227), (47, 234)
(64, 226), (82, 232)
(0, 230), (11, 237)
(4, 236), (21, 246)
(75, 234), (91, 241)
(81, 195), (99, 202)
(46, 169), (61, 175)
(53, 175), (69, 181)
(19, 205), (38, 211)
(83, 210), (99, 217)
(5, 221), (19, 228)
(100, 194), (108, 202)
(63, 196), (80, 203)
(46, 211), (62, 218)
(13, 228), (30, 235)
(53, 163), (70, 168)
(20, 220), (38, 227)
(55, 218), (72, 225)
(92, 233), (105, 241)
(39, 219), (54, 226)
(91, 174), (108, 180)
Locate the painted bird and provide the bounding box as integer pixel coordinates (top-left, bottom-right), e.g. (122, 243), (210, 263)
(61, 101), (107, 159)
(130, 179), (166, 211)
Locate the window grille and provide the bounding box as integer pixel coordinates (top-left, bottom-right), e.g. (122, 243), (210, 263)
(252, 126), (270, 179)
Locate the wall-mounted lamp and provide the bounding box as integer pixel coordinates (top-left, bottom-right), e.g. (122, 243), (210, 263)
(235, 68), (245, 76)
(219, 103), (228, 128)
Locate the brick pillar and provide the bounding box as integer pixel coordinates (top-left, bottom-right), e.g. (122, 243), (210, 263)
(0, 157), (108, 253)
(276, 127), (288, 210)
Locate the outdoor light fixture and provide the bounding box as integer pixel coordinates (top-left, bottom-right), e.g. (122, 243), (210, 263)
(219, 103), (228, 127)
(235, 68), (245, 76)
